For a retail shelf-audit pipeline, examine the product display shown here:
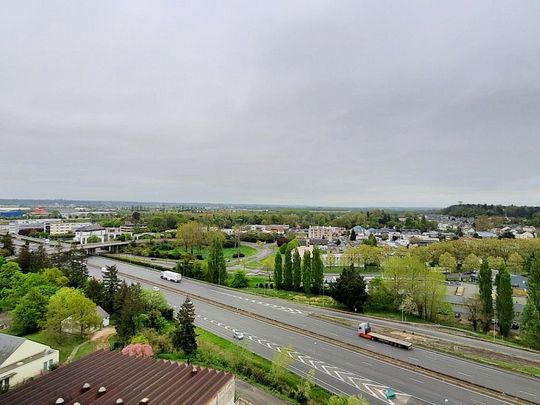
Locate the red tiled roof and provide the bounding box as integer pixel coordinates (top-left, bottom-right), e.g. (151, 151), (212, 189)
(0, 351), (234, 405)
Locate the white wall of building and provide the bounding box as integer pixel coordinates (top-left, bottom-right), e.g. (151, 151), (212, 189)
(0, 340), (59, 388)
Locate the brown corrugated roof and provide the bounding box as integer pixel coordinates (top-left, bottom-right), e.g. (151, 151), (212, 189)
(0, 350), (234, 405)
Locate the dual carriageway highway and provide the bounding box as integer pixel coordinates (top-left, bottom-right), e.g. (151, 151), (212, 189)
(87, 256), (540, 405)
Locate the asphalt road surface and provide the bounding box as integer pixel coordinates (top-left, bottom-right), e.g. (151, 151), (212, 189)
(88, 257), (539, 405)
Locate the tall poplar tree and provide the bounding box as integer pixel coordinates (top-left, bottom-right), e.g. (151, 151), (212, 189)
(208, 233), (227, 285)
(283, 249), (293, 291)
(311, 247), (324, 295)
(302, 251), (312, 294)
(496, 266), (513, 337)
(292, 249), (302, 291)
(274, 253), (283, 290)
(522, 250), (540, 348)
(478, 259), (493, 332)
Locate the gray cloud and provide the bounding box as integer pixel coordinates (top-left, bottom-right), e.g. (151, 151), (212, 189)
(1, 1), (540, 206)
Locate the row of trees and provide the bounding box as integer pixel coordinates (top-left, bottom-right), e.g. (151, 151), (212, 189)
(340, 238), (540, 273)
(274, 247), (324, 294)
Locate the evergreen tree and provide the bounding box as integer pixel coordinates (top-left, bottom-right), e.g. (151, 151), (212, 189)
(332, 264), (367, 312)
(32, 245), (49, 272)
(172, 297), (198, 356)
(102, 265), (120, 314)
(208, 234), (227, 285)
(17, 241), (32, 273)
(283, 249), (293, 291)
(85, 278), (104, 306)
(292, 249), (302, 291)
(302, 251), (312, 294)
(496, 266), (513, 337)
(522, 251), (540, 348)
(478, 259), (493, 332)
(116, 283), (144, 344)
(311, 247), (324, 295)
(0, 233), (15, 256)
(274, 253), (283, 289)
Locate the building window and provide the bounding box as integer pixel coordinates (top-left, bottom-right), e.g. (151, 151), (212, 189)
(0, 377), (10, 390)
(43, 361), (49, 370)
(48, 359), (53, 368)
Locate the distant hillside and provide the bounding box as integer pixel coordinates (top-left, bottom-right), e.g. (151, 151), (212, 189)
(442, 204), (540, 219)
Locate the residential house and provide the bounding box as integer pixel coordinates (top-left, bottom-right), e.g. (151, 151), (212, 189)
(0, 335), (59, 391)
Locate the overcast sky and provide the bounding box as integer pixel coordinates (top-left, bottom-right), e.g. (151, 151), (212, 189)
(1, 1), (540, 207)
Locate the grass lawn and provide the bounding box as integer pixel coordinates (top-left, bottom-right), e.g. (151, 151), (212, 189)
(162, 245), (257, 260)
(159, 327), (337, 405)
(72, 340), (97, 362)
(24, 331), (85, 363)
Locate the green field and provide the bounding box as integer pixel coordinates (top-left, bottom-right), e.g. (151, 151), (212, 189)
(24, 331), (85, 363)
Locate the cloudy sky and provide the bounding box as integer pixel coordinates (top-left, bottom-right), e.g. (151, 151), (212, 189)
(2, 1), (540, 207)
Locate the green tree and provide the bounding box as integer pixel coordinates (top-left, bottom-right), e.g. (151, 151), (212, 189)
(11, 288), (49, 334)
(522, 251), (540, 348)
(207, 233), (227, 285)
(508, 252), (524, 274)
(283, 249), (293, 291)
(478, 259), (494, 332)
(332, 264), (367, 312)
(230, 270), (249, 288)
(85, 278), (104, 306)
(302, 251), (312, 294)
(172, 297), (198, 356)
(86, 235), (101, 243)
(60, 247), (88, 288)
(311, 247), (324, 295)
(292, 249), (302, 291)
(41, 267), (69, 287)
(274, 253), (283, 290)
(496, 266), (513, 337)
(0, 262), (25, 310)
(176, 221), (206, 254)
(366, 277), (394, 311)
(44, 287), (101, 340)
(487, 256), (505, 270)
(465, 294), (484, 332)
(0, 233), (15, 256)
(115, 283), (145, 344)
(463, 253), (481, 272)
(362, 234), (377, 247)
(438, 252), (457, 271)
(17, 242), (32, 273)
(102, 264), (120, 314)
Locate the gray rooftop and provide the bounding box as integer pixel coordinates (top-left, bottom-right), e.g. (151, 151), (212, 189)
(0, 334), (25, 365)
(75, 224), (105, 232)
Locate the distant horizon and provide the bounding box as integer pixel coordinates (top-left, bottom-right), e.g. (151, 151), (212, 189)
(1, 197), (539, 211)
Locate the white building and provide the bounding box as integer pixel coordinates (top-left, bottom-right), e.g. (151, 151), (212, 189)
(9, 219), (62, 234)
(0, 334), (59, 390)
(74, 224), (106, 244)
(49, 222), (92, 235)
(308, 226), (345, 241)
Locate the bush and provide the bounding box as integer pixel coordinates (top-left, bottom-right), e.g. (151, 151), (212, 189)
(230, 270), (249, 288)
(269, 283), (274, 289)
(232, 252), (245, 258)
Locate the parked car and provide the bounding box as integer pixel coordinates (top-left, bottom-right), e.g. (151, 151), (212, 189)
(233, 331), (244, 340)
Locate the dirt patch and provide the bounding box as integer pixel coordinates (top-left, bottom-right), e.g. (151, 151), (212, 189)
(91, 326), (116, 350)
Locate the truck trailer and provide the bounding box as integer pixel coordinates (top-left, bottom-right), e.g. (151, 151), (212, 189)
(358, 322), (412, 350)
(160, 270), (182, 283)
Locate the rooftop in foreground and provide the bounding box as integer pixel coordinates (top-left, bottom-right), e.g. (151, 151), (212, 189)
(0, 350), (235, 405)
